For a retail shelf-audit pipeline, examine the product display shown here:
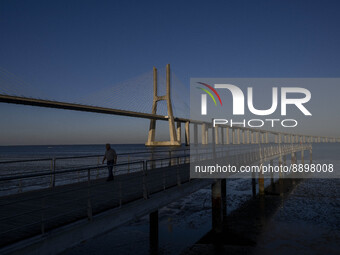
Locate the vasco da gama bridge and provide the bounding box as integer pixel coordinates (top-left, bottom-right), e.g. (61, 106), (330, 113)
(0, 64), (338, 255)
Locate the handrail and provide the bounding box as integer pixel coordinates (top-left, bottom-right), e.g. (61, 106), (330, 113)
(0, 161), (144, 182)
(0, 148), (190, 164)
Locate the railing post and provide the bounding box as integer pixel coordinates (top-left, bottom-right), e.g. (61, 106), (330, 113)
(87, 169), (93, 221)
(169, 151), (172, 166)
(41, 197), (45, 235)
(96, 156), (100, 179)
(162, 170), (166, 190)
(143, 161), (148, 199)
(270, 159), (274, 187)
(18, 178), (22, 193)
(127, 155), (130, 173)
(119, 180), (123, 207)
(52, 157), (56, 187)
(50, 158), (54, 187)
(177, 157), (181, 186)
(259, 145), (264, 196)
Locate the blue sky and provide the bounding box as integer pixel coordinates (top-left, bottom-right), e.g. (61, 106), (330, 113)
(1, 0), (340, 145)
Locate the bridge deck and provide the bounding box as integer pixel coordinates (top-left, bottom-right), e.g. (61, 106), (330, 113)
(0, 163), (190, 248)
(0, 143), (311, 251)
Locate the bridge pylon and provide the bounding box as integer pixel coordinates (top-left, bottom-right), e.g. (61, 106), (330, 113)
(145, 64), (181, 146)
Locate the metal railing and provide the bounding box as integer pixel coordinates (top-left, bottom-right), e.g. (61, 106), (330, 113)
(0, 148), (189, 194)
(0, 153), (193, 247)
(0, 143), (311, 248)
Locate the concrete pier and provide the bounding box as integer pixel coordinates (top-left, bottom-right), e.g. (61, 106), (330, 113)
(226, 127), (230, 144)
(215, 126), (219, 145)
(194, 124), (198, 145)
(259, 163), (265, 196)
(211, 180), (223, 233)
(202, 123), (207, 145)
(149, 210), (158, 254)
(232, 128), (236, 144)
(185, 121), (190, 146)
(310, 148), (312, 164)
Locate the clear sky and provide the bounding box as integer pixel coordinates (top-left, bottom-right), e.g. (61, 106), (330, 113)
(1, 0), (340, 145)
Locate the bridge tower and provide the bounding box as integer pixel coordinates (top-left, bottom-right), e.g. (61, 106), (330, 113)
(145, 64), (181, 146)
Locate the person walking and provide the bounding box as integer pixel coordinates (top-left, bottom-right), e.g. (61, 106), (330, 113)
(102, 143), (117, 181)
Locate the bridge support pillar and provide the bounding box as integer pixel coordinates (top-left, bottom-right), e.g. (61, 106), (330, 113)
(177, 121), (181, 143)
(310, 148), (312, 164)
(278, 155), (283, 196)
(292, 152), (297, 185)
(226, 127), (230, 144)
(194, 124), (198, 145)
(301, 150), (304, 165)
(283, 155), (287, 166)
(202, 123), (207, 145)
(221, 127), (225, 144)
(185, 121), (190, 146)
(215, 126), (219, 145)
(252, 172), (256, 197)
(270, 159), (274, 187)
(146, 64), (180, 146)
(149, 210), (158, 254)
(232, 128), (236, 144)
(212, 180), (223, 233)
